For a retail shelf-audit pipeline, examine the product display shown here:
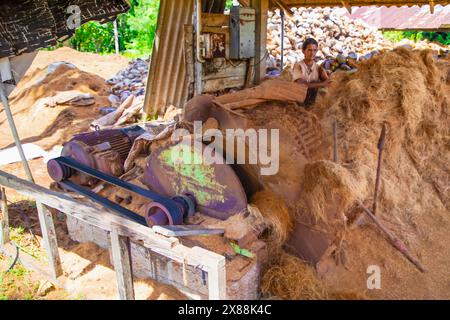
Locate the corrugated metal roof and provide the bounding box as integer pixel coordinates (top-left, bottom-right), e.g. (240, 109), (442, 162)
(276, 0), (450, 8)
(144, 0), (228, 114)
(349, 5), (450, 30)
(144, 0), (194, 115)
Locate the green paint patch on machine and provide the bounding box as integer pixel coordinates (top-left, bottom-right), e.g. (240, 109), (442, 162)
(159, 144), (227, 204)
(144, 141), (248, 221)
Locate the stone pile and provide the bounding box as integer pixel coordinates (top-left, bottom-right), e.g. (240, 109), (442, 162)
(267, 7), (391, 67)
(267, 7), (448, 68)
(106, 58), (149, 106)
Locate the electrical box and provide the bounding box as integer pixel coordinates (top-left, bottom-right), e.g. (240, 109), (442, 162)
(229, 6), (256, 60)
(200, 33), (227, 59)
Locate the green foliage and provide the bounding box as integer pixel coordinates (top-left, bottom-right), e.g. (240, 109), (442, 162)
(123, 0), (159, 58)
(383, 30), (450, 46)
(68, 0), (160, 58)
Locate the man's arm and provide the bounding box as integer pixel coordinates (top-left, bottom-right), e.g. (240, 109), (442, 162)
(295, 66), (331, 88)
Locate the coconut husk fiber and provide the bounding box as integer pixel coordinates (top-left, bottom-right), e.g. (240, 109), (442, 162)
(250, 190), (294, 251)
(260, 48), (450, 299)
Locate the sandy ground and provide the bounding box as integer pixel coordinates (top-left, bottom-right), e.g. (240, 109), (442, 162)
(0, 47), (186, 300)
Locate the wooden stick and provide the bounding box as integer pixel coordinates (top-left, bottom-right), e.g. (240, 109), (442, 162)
(357, 200), (425, 273)
(332, 119), (338, 163)
(373, 123), (387, 215)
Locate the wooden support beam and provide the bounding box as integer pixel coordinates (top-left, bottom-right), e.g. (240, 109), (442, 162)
(0, 170), (226, 282)
(111, 225), (135, 300)
(190, 247), (226, 300)
(251, 0), (269, 84)
(36, 202), (63, 280)
(184, 24), (195, 100)
(0, 187), (10, 247)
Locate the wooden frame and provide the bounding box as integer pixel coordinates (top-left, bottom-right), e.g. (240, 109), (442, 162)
(0, 169), (227, 300)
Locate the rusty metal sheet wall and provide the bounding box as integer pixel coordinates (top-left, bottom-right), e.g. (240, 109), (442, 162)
(144, 0), (194, 115)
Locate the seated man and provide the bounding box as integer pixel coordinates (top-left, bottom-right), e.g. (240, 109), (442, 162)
(280, 38), (331, 107)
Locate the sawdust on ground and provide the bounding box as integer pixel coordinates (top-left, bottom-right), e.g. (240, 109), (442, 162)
(0, 48), (187, 300)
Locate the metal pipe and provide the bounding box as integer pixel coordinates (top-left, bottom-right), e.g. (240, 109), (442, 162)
(280, 9), (285, 70)
(0, 82), (34, 182)
(113, 19), (120, 55)
(1, 81), (62, 279)
(195, 0), (205, 63)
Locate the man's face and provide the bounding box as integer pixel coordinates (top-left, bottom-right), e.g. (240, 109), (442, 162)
(303, 44), (318, 61)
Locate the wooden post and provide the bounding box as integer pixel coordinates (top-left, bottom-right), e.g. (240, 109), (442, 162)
(251, 0), (268, 84)
(0, 81), (62, 279)
(113, 19), (120, 55)
(0, 187), (10, 247)
(208, 260), (226, 300)
(191, 246), (226, 300)
(184, 24), (195, 99)
(111, 225), (135, 300)
(193, 0), (203, 95)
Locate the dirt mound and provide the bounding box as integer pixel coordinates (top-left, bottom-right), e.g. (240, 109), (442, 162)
(260, 48), (450, 299)
(0, 63), (111, 150)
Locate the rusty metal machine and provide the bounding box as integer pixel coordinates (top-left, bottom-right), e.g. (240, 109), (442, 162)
(48, 126), (145, 186)
(47, 126), (248, 228)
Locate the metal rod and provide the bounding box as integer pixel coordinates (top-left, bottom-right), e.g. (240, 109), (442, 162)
(280, 10), (285, 71)
(113, 19), (120, 55)
(373, 123), (387, 215)
(357, 200), (425, 273)
(0, 82), (34, 182)
(195, 0), (205, 63)
(333, 119), (338, 163)
(1, 81), (62, 279)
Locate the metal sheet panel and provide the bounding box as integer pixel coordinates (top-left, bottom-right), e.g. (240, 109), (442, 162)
(274, 0), (450, 9)
(350, 5), (450, 30)
(144, 0), (194, 115)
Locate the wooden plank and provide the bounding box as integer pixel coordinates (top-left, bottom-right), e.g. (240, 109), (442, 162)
(0, 170), (225, 273)
(111, 225), (135, 300)
(203, 77), (246, 93)
(0, 169), (179, 252)
(201, 13), (229, 28)
(152, 225), (225, 237)
(190, 247), (226, 300)
(203, 59), (247, 80)
(36, 201), (63, 280)
(251, 0), (269, 84)
(0, 170), (228, 299)
(0, 187), (10, 247)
